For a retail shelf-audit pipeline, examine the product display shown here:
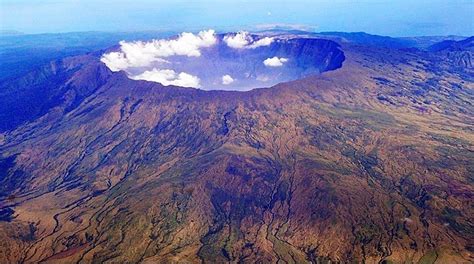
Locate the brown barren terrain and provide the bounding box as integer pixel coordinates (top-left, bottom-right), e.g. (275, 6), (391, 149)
(0, 38), (473, 263)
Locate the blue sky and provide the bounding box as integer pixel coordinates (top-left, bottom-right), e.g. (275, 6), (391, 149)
(0, 0), (473, 36)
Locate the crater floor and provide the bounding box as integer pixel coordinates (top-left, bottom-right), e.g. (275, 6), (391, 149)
(101, 31), (345, 90)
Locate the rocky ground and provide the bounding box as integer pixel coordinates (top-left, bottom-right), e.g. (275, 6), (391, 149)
(0, 36), (472, 263)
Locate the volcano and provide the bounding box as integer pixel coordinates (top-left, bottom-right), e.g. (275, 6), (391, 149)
(0, 31), (473, 263)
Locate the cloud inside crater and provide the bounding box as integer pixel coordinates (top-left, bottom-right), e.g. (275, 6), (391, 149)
(101, 29), (216, 72)
(222, 74), (234, 85)
(99, 30), (296, 90)
(263, 57), (288, 67)
(131, 68), (201, 88)
(100, 29), (216, 88)
(223, 31), (274, 49)
(256, 75), (270, 82)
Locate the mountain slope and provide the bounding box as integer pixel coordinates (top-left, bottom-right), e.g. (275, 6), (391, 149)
(429, 36), (474, 68)
(0, 55), (112, 132)
(0, 38), (473, 263)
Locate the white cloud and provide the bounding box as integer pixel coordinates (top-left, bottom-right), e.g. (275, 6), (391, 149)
(222, 74), (234, 85)
(223, 32), (249, 49)
(263, 57), (288, 67)
(256, 75), (270, 82)
(101, 29), (217, 72)
(251, 37), (274, 48)
(223, 31), (274, 49)
(131, 68), (201, 88)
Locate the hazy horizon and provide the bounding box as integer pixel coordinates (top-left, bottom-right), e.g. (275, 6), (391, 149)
(1, 0), (473, 37)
